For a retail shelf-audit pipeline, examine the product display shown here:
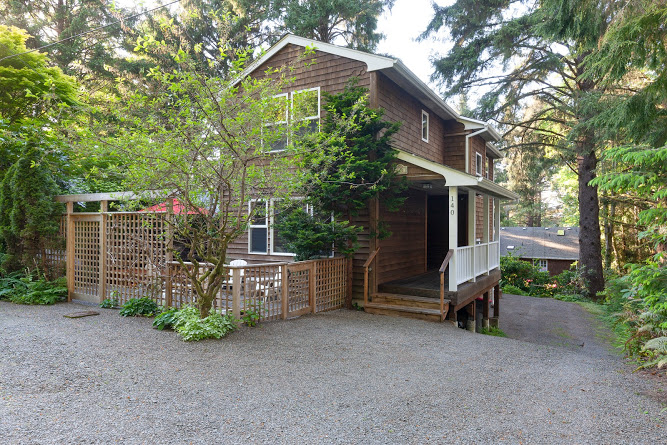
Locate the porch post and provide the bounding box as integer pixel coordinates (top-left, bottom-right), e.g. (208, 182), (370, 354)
(448, 186), (458, 292)
(468, 190), (476, 282)
(483, 194), (489, 275)
(494, 198), (500, 241)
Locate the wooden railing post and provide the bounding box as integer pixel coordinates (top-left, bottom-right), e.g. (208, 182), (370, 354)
(439, 249), (454, 322)
(281, 264), (288, 319)
(363, 248), (380, 307)
(66, 202), (75, 302)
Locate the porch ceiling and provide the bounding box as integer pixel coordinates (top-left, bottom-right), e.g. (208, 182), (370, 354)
(395, 150), (519, 200)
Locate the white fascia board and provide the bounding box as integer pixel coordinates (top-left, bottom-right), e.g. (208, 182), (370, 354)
(396, 150), (518, 200)
(397, 150), (478, 186)
(458, 116), (503, 143)
(486, 142), (503, 159)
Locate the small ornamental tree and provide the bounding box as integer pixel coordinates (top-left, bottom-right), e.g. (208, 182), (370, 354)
(86, 25), (331, 318)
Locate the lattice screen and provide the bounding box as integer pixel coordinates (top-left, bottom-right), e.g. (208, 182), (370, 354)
(73, 219), (100, 298)
(315, 257), (347, 312)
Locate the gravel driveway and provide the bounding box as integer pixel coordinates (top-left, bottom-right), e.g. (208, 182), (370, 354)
(1, 300), (665, 444)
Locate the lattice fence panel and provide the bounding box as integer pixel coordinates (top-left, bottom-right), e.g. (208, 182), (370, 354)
(315, 257), (347, 312)
(286, 266), (310, 314)
(73, 219), (99, 298)
(38, 216), (66, 279)
(105, 213), (168, 305)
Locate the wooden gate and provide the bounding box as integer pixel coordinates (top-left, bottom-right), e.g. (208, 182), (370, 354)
(285, 262), (314, 317)
(69, 214), (101, 303)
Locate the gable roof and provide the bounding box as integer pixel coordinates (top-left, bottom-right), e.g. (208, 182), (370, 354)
(500, 227), (579, 261)
(240, 34), (502, 142)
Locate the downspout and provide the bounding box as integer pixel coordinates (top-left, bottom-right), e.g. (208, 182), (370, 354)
(465, 128), (487, 174)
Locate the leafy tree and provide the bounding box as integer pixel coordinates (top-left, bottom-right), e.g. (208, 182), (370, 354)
(276, 0), (394, 52)
(419, 0), (628, 298)
(0, 25), (78, 123)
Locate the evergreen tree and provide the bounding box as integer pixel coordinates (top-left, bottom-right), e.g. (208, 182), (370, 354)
(0, 148), (63, 274)
(420, 0), (626, 298)
(276, 0), (394, 52)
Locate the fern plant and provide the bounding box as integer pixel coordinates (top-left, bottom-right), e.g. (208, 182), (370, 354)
(640, 337), (667, 369)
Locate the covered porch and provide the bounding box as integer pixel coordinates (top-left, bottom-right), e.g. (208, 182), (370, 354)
(362, 150), (517, 324)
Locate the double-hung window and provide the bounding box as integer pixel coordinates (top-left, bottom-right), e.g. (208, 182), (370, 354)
(248, 200), (268, 253)
(292, 87), (320, 137)
(271, 198), (310, 255)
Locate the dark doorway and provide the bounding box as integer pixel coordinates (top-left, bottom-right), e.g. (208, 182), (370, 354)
(427, 195), (448, 269)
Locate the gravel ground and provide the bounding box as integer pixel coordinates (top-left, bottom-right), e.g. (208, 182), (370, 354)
(1, 301), (665, 444)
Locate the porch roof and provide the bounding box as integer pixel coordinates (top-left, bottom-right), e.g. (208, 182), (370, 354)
(395, 151), (519, 200)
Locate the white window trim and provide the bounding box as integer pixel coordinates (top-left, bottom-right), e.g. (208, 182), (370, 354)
(291, 86), (321, 133)
(533, 259), (548, 272)
(421, 110), (429, 143)
(248, 199), (268, 254)
(475, 152), (483, 177)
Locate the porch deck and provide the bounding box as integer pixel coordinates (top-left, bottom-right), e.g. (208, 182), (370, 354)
(377, 267), (501, 311)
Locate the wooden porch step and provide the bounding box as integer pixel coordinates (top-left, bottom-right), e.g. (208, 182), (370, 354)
(364, 300), (449, 322)
(371, 292), (449, 310)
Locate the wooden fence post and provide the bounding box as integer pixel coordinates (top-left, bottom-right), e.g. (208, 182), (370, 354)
(281, 264), (288, 319)
(165, 199), (174, 308)
(310, 261), (317, 313)
(98, 201), (108, 303)
(66, 202), (75, 302)
(346, 257), (353, 308)
(232, 268), (241, 320)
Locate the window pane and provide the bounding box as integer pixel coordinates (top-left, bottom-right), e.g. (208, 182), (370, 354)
(250, 201), (266, 225)
(250, 227), (267, 253)
(295, 119), (319, 138)
(422, 112), (428, 140)
(293, 89), (319, 119)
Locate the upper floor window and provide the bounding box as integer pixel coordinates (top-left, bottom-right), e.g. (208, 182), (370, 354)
(475, 152), (483, 176)
(533, 259), (548, 272)
(292, 87), (320, 137)
(421, 110), (429, 142)
(265, 88), (320, 152)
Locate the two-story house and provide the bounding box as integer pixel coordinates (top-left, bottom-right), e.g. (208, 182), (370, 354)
(227, 35), (518, 323)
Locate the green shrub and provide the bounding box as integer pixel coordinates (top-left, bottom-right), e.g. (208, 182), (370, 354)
(241, 309), (260, 327)
(153, 307), (180, 330)
(100, 298), (119, 309)
(171, 306), (237, 341)
(501, 284), (527, 296)
(553, 293), (587, 302)
(119, 297), (159, 317)
(0, 271), (66, 305)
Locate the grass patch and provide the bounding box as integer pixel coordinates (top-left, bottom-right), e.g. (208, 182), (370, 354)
(479, 326), (508, 337)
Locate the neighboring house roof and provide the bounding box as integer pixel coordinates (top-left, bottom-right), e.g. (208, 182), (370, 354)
(500, 227), (579, 261)
(239, 34), (502, 143)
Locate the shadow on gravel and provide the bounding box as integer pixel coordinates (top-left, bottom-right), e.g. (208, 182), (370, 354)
(500, 293), (619, 360)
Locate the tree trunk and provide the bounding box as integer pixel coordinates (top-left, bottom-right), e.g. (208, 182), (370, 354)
(577, 149), (605, 299)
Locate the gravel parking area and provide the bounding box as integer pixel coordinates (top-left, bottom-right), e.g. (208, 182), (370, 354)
(1, 301), (665, 444)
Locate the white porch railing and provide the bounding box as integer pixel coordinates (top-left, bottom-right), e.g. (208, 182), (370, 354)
(474, 244), (488, 276)
(489, 241), (500, 270)
(456, 241), (501, 286)
(456, 246), (474, 284)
